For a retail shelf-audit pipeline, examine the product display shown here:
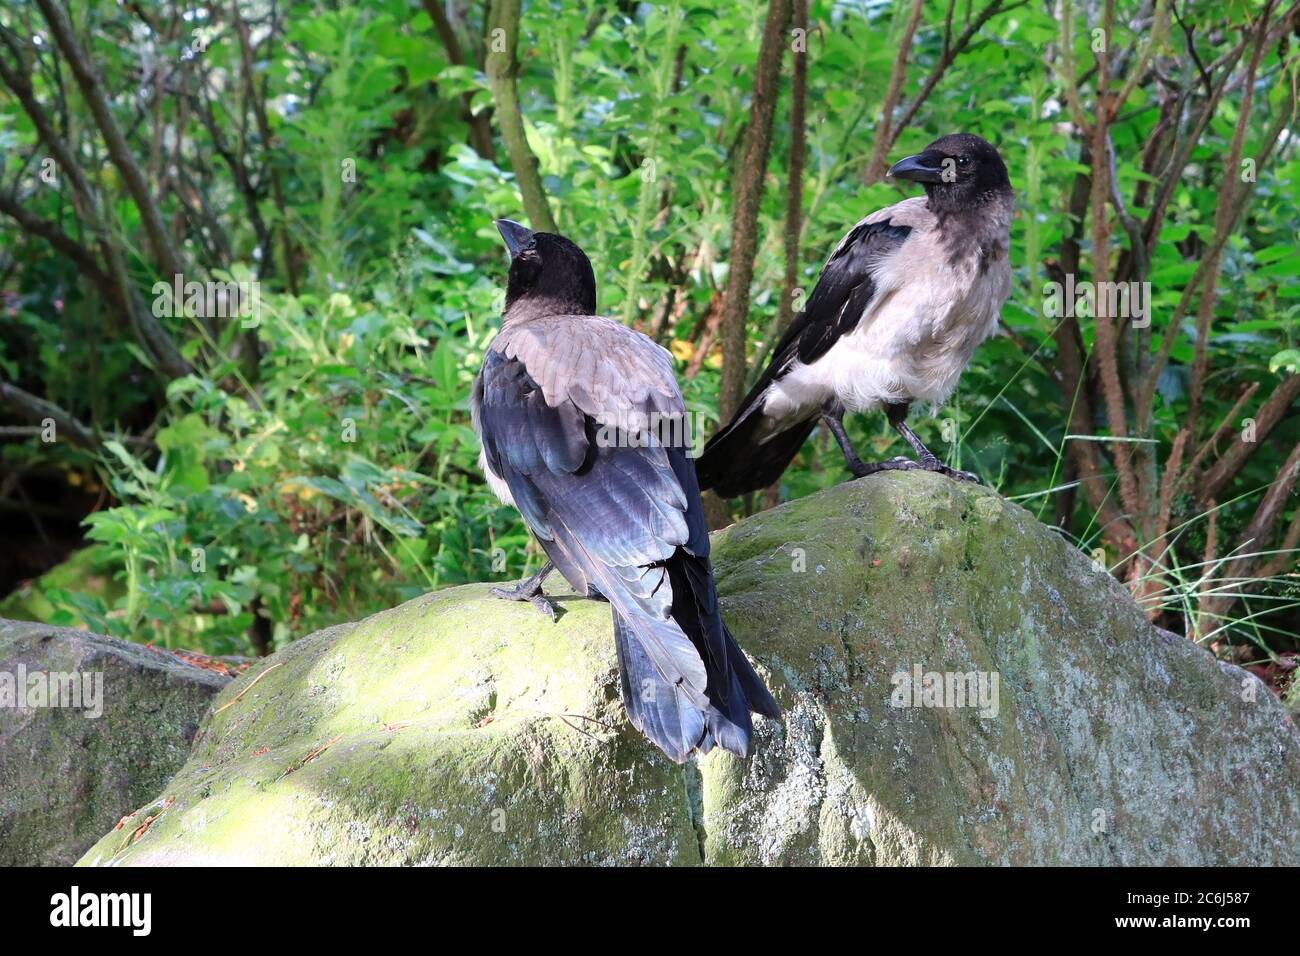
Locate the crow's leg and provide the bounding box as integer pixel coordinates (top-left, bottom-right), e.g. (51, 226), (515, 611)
(822, 410), (919, 479)
(884, 403), (979, 483)
(491, 561), (561, 621)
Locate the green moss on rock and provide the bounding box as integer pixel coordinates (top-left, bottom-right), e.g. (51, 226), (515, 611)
(0, 620), (230, 865)
(74, 473), (1300, 866)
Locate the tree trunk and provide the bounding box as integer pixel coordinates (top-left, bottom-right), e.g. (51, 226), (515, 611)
(717, 0), (793, 423)
(776, 0), (808, 342)
(485, 0), (558, 233)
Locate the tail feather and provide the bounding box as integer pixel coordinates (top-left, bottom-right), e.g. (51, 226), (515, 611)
(550, 519), (780, 764)
(674, 554), (780, 722)
(615, 610), (768, 762)
(607, 553), (780, 763)
(722, 623), (781, 720)
(613, 612), (712, 763)
(695, 407), (817, 498)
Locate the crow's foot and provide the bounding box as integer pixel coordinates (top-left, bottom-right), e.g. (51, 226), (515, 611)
(490, 582), (561, 621)
(490, 563), (561, 621)
(918, 453), (980, 483)
(849, 456), (923, 479)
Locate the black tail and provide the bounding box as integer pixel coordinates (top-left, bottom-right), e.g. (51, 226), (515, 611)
(612, 553), (780, 762)
(695, 406), (817, 499)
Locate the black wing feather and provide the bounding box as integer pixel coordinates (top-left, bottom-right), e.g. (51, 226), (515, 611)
(749, 218), (911, 412)
(695, 218), (910, 495)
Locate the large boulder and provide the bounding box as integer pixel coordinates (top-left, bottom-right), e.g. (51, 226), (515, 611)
(0, 621), (233, 865)
(77, 473), (1300, 865)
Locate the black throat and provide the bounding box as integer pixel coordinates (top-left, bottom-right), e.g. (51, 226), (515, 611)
(931, 188), (1014, 269)
(925, 182), (1014, 219)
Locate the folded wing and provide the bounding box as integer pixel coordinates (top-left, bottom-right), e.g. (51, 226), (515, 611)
(695, 208), (915, 495)
(476, 316), (776, 759)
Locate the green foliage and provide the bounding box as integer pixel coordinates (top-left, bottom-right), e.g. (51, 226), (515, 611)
(43, 276), (529, 653)
(1, 0), (1295, 660)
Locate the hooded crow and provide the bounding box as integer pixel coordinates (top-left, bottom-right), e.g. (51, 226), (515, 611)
(695, 132), (1014, 498)
(471, 219), (781, 763)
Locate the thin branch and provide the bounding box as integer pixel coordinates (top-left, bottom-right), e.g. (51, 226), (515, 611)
(1057, 0), (1094, 136)
(34, 0), (187, 281)
(1112, 0), (1170, 113)
(0, 192), (110, 289)
(863, 0), (925, 183)
(1197, 374), (1300, 505)
(1257, 509), (1300, 580)
(190, 74), (272, 275)
(1104, 129), (1148, 281)
(1199, 441), (1300, 624)
(1182, 381), (1259, 479)
(0, 28), (191, 379)
(888, 0), (1024, 150)
(232, 0), (298, 294)
(1089, 0), (1145, 530)
(0, 381), (99, 451)
(1171, 1), (1212, 95)
(1141, 36), (1247, 253)
(1187, 0), (1278, 429)
(421, 0), (495, 158)
(776, 0), (808, 343)
(1139, 75), (1294, 418)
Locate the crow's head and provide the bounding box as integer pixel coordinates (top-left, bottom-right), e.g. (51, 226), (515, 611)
(886, 133), (1011, 212)
(496, 219), (597, 316)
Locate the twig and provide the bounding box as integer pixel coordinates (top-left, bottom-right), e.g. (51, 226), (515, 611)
(863, 0), (925, 183)
(213, 662), (284, 715)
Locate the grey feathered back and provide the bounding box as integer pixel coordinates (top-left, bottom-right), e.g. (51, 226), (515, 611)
(491, 313), (682, 425)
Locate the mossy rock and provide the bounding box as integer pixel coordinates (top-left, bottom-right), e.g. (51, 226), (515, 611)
(0, 620), (231, 865)
(77, 473), (1300, 865)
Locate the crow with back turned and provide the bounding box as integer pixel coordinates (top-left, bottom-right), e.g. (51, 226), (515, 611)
(471, 220), (781, 763)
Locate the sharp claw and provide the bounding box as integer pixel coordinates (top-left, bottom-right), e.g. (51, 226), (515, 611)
(918, 456), (981, 484)
(491, 580), (563, 621)
(530, 594), (560, 621)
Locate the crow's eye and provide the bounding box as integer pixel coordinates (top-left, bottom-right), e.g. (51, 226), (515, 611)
(956, 156), (972, 168)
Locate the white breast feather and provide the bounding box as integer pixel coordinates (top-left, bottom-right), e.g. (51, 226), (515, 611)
(760, 223), (1009, 423)
(479, 448), (516, 506)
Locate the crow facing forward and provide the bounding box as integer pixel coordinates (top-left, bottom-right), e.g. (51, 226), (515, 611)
(696, 133), (1014, 498)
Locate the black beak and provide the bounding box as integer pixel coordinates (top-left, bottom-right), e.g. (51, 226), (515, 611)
(887, 151), (948, 184)
(495, 219), (534, 258)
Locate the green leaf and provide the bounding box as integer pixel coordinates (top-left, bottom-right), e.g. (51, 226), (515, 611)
(1269, 349), (1300, 374)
